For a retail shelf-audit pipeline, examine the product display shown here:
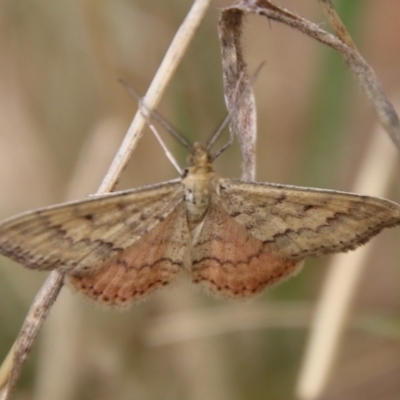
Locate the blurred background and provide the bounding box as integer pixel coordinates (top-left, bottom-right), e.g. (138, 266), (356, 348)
(0, 1), (399, 399)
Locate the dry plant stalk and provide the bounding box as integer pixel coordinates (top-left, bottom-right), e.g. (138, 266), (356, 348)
(296, 120), (399, 399)
(0, 0), (212, 397)
(218, 9), (257, 181)
(219, 0), (400, 149)
(317, 0), (357, 49)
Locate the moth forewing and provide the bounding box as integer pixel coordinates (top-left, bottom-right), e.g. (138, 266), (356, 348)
(0, 180), (183, 275)
(218, 179), (400, 259)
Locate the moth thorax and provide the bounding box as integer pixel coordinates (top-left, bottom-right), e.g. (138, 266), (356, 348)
(183, 173), (213, 230)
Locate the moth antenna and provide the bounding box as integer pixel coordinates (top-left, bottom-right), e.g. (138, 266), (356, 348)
(210, 127), (234, 161)
(138, 99), (183, 174)
(118, 79), (192, 154)
(206, 72), (244, 153)
(207, 62), (265, 159)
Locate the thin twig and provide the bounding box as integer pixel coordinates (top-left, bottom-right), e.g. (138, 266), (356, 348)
(218, 8), (257, 181)
(317, 0), (357, 50)
(235, 0), (400, 149)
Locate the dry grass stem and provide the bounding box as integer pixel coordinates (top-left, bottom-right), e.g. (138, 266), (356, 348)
(218, 9), (257, 181)
(317, 0), (357, 49)
(295, 109), (399, 400)
(144, 302), (312, 346)
(227, 0), (400, 149)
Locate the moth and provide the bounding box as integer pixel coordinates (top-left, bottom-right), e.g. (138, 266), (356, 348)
(0, 139), (399, 307)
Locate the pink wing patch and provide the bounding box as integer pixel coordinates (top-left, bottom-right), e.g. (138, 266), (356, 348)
(69, 203), (189, 307)
(191, 202), (303, 298)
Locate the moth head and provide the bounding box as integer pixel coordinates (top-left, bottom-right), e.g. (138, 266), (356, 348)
(185, 142), (213, 173)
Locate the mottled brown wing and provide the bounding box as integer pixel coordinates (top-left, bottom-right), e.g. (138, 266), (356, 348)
(218, 179), (400, 259)
(191, 200), (303, 299)
(69, 202), (190, 307)
(0, 179), (184, 274)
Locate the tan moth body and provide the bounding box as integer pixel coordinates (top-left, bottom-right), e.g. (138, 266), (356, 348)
(0, 143), (399, 306)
